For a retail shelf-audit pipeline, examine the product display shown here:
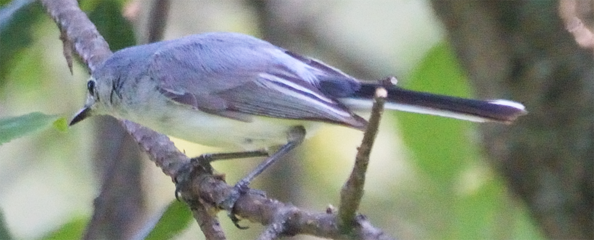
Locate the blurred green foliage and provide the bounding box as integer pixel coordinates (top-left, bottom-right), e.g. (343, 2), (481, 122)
(83, 0), (135, 51)
(41, 218), (86, 240)
(145, 200), (193, 240)
(0, 211), (13, 240)
(0, 0), (43, 86)
(401, 42), (475, 186)
(396, 43), (542, 239)
(0, 112), (63, 145)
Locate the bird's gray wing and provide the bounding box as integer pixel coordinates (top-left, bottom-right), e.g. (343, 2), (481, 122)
(148, 33), (366, 129)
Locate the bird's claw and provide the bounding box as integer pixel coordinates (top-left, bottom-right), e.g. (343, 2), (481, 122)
(219, 180), (254, 229)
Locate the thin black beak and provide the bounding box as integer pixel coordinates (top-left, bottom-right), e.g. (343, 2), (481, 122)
(69, 107), (91, 126)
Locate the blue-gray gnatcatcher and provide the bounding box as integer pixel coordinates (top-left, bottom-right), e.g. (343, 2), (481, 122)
(70, 32), (526, 193)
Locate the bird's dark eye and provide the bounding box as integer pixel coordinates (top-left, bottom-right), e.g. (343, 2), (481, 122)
(87, 80), (96, 95)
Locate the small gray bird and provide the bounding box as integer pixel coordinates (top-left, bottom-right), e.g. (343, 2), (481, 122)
(70, 32), (526, 195)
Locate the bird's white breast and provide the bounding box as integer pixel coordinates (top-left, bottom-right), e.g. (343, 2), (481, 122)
(115, 98), (322, 150)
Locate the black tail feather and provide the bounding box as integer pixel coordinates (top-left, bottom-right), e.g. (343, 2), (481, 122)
(348, 83), (527, 123)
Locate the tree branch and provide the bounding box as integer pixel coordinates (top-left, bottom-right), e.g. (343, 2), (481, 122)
(181, 169), (393, 240)
(41, 0), (111, 73)
(338, 87), (387, 230)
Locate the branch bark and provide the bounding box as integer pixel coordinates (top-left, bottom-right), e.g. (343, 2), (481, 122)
(339, 87), (387, 230)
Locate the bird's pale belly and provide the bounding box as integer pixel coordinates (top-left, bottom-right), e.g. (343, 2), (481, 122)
(121, 103), (322, 150)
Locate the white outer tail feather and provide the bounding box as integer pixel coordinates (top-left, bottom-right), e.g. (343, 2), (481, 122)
(339, 98), (526, 123)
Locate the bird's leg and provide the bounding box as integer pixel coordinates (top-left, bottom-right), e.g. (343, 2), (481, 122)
(221, 126), (306, 228)
(193, 150), (270, 163)
(192, 150), (270, 172)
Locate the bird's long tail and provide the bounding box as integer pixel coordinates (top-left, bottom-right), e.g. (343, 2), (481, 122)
(340, 83), (527, 123)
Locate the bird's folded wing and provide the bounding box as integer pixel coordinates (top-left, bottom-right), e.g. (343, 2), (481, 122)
(148, 34), (366, 129)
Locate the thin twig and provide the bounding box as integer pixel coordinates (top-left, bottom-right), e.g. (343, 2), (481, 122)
(189, 197), (226, 240)
(338, 87), (387, 231)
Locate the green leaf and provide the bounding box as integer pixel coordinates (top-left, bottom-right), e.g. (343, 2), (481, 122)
(0, 210), (13, 240)
(0, 0), (43, 83)
(395, 42), (480, 238)
(41, 217), (87, 240)
(397, 42), (477, 187)
(0, 112), (60, 145)
(144, 200), (192, 240)
(52, 117), (69, 132)
(85, 0), (136, 51)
